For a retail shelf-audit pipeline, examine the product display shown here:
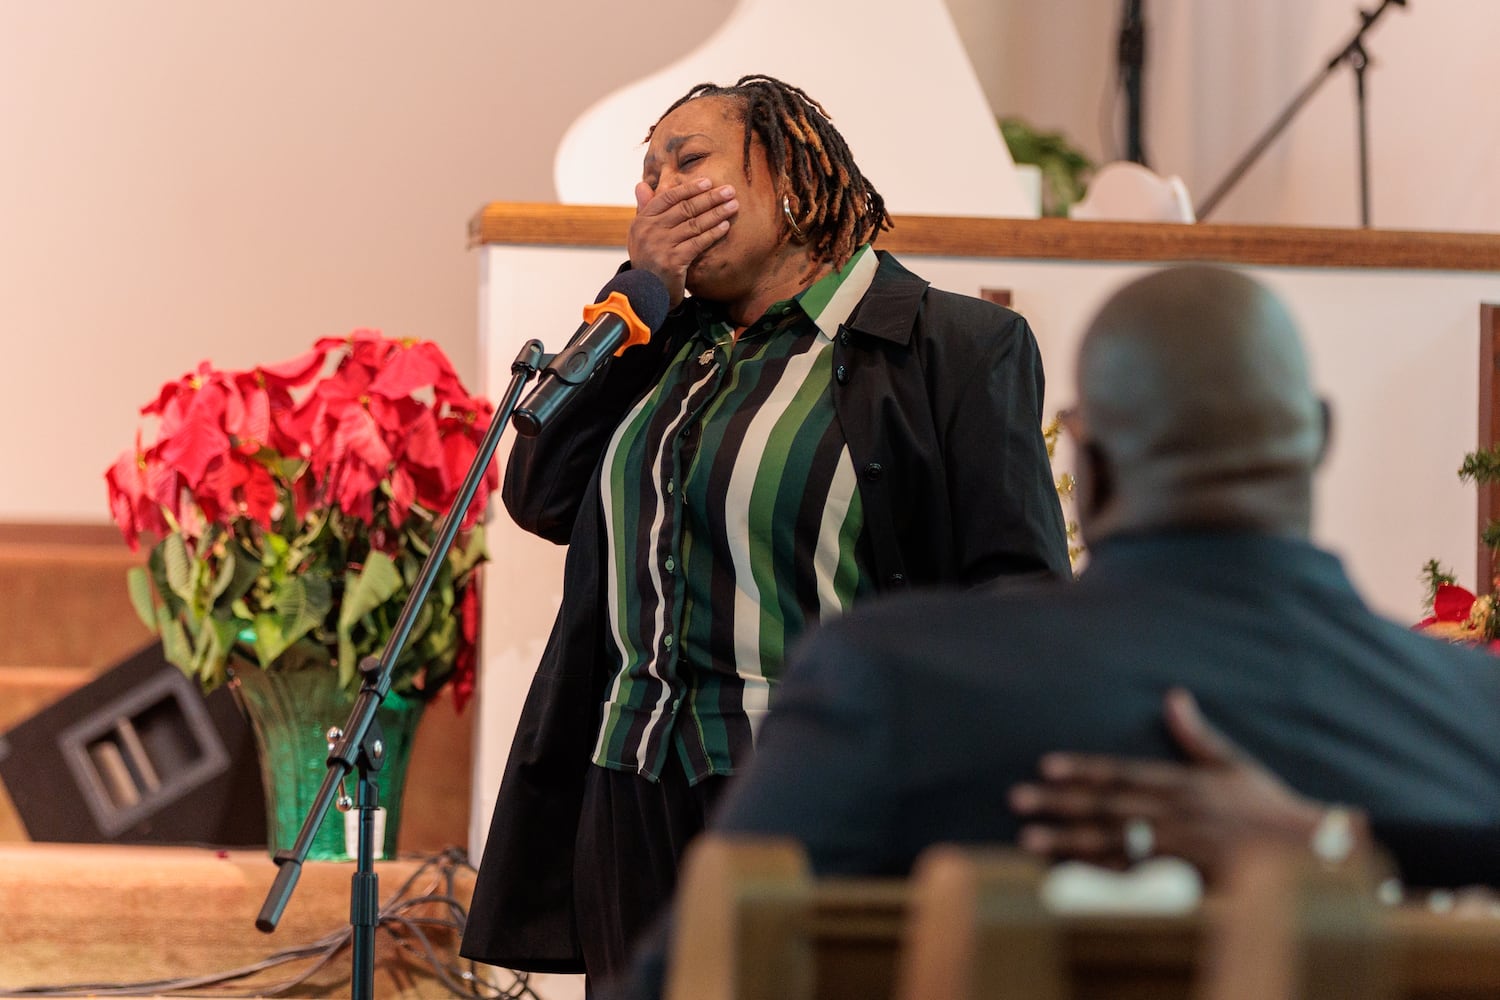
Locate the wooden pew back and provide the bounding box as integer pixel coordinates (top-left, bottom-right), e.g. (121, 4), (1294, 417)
(664, 835), (1500, 1000)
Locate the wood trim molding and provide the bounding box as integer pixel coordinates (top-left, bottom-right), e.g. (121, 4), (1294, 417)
(1480, 303), (1500, 592)
(469, 202), (1500, 272)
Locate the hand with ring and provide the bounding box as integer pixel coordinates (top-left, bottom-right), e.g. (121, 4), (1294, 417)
(1008, 688), (1369, 882)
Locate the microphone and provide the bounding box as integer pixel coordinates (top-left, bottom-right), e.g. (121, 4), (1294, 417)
(512, 270), (671, 437)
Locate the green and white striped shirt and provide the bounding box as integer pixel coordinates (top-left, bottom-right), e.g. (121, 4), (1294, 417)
(594, 244), (880, 783)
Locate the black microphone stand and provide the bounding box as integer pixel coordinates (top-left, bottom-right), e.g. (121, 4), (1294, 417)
(1119, 0), (1147, 166)
(1194, 0), (1407, 225)
(256, 338), (549, 1000)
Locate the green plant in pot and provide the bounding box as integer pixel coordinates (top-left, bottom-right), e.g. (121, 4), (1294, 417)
(1000, 116), (1095, 218)
(105, 331), (494, 859)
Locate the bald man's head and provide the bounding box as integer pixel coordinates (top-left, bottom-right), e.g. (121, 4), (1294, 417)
(1071, 266), (1328, 543)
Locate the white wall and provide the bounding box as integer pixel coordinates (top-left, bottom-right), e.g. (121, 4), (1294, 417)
(0, 0), (730, 522)
(3, 1), (1497, 524)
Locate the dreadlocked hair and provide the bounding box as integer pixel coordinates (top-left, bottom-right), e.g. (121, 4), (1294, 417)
(648, 74), (892, 270)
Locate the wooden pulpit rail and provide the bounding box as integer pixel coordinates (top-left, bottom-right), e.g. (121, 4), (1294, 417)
(469, 203), (1500, 272)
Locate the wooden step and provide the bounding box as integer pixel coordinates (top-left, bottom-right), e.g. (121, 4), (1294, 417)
(0, 523), (150, 669)
(0, 665), (100, 842)
(0, 664), (99, 730)
(0, 842), (507, 998)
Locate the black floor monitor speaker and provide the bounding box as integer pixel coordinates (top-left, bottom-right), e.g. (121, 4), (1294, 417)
(0, 644), (267, 846)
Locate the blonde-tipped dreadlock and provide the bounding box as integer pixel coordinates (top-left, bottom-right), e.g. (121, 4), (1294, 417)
(649, 74), (892, 271)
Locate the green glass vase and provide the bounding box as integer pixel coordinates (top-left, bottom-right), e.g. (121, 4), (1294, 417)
(228, 663), (425, 862)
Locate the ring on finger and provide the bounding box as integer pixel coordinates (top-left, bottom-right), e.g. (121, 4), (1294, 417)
(1123, 817), (1155, 863)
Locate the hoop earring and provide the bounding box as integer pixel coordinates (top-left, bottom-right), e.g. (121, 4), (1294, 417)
(782, 195), (808, 243)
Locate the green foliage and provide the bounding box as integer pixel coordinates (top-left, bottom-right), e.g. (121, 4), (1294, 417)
(1420, 558), (1457, 614)
(1460, 447), (1500, 485)
(1458, 447), (1500, 580)
(128, 487), (484, 700)
(999, 117), (1095, 218)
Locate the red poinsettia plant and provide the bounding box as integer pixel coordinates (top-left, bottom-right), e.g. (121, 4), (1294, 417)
(105, 330), (496, 710)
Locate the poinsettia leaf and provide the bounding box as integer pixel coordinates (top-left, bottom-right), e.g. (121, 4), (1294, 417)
(332, 404), (393, 471)
(368, 341), (444, 399)
(221, 540), (264, 606)
(146, 543), (185, 619)
(209, 547), (238, 602)
(126, 566), (159, 633)
(387, 467), (416, 528)
(253, 574), (331, 665)
(407, 601), (434, 647)
(400, 409), (446, 476)
(231, 386), (272, 453)
(239, 460), (279, 528)
(274, 574), (331, 645)
(257, 346), (329, 387)
(447, 526), (487, 577)
(190, 615), (237, 690)
(338, 626), (358, 690)
(252, 612), (292, 666)
(156, 606), (193, 674)
(160, 402), (232, 488)
(209, 540), (262, 608)
(339, 551), (403, 630)
(161, 532), (194, 601)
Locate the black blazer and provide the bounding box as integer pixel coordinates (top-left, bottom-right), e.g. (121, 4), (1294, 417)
(460, 252), (1071, 971)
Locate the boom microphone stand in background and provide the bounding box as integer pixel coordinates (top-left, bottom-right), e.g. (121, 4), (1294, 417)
(1119, 0), (1148, 166)
(1194, 0), (1409, 226)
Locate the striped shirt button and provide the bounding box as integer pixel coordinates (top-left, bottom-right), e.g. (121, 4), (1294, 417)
(664, 556), (676, 572)
(663, 634), (674, 648)
(666, 479), (674, 494)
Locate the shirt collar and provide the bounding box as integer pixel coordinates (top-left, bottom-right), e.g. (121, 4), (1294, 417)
(692, 243), (878, 343)
(797, 243), (877, 340)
